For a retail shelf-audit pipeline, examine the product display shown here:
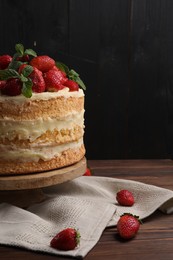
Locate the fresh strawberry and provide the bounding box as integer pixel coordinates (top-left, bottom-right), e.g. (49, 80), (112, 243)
(64, 79), (79, 91)
(30, 55), (55, 72)
(83, 168), (92, 176)
(52, 65), (67, 77)
(117, 213), (141, 240)
(0, 55), (12, 69)
(50, 228), (80, 251)
(18, 64), (28, 74)
(1, 78), (22, 96)
(17, 54), (30, 62)
(0, 80), (6, 89)
(44, 69), (67, 91)
(116, 190), (134, 206)
(30, 67), (46, 93)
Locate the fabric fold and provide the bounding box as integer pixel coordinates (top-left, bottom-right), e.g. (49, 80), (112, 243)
(0, 176), (173, 258)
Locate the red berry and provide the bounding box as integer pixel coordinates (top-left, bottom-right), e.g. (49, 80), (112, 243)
(30, 55), (55, 72)
(83, 168), (92, 176)
(50, 228), (80, 251)
(44, 69), (67, 91)
(64, 79), (79, 91)
(18, 64), (28, 74)
(30, 67), (46, 93)
(0, 80), (6, 89)
(1, 78), (22, 96)
(52, 66), (67, 77)
(116, 190), (134, 206)
(117, 213), (141, 240)
(0, 55), (12, 69)
(17, 54), (30, 62)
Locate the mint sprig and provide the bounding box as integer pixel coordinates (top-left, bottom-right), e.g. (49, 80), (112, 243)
(15, 43), (37, 58)
(56, 62), (69, 74)
(0, 69), (19, 80)
(56, 62), (86, 90)
(8, 43), (37, 71)
(22, 79), (33, 98)
(0, 66), (33, 98)
(68, 69), (86, 90)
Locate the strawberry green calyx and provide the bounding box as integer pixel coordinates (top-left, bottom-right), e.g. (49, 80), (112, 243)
(121, 213), (142, 224)
(75, 229), (81, 246)
(56, 62), (86, 90)
(15, 43), (37, 59)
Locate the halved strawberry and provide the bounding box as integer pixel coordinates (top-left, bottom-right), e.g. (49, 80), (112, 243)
(44, 69), (67, 91)
(30, 55), (55, 72)
(0, 55), (12, 69)
(30, 67), (46, 93)
(1, 78), (22, 96)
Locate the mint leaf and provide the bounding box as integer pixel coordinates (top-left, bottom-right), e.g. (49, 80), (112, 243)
(75, 77), (86, 90)
(8, 60), (23, 70)
(0, 69), (20, 80)
(69, 69), (79, 78)
(20, 74), (28, 82)
(25, 49), (37, 57)
(21, 65), (33, 77)
(22, 79), (33, 98)
(56, 62), (69, 74)
(15, 43), (24, 56)
(67, 69), (86, 90)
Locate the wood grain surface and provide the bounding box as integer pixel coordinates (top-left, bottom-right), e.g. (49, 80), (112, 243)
(1, 159), (173, 260)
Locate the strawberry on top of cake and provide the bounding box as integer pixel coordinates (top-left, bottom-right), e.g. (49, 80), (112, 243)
(0, 43), (86, 96)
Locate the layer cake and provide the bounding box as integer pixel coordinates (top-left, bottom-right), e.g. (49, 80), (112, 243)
(0, 44), (85, 175)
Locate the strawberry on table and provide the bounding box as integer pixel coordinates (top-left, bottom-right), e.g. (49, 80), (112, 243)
(50, 228), (80, 251)
(117, 213), (141, 240)
(116, 189), (135, 206)
(83, 167), (92, 176)
(0, 55), (12, 69)
(30, 55), (55, 72)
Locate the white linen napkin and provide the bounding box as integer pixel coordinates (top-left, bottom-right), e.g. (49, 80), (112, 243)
(0, 176), (173, 258)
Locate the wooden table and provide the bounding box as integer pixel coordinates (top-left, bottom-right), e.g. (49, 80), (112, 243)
(1, 159), (173, 260)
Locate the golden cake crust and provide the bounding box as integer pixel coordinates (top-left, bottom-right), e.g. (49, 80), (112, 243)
(0, 96), (84, 119)
(0, 145), (85, 175)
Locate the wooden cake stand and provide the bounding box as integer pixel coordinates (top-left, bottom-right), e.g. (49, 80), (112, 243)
(0, 157), (86, 207)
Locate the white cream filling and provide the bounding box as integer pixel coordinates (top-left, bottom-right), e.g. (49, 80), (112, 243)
(0, 110), (84, 141)
(0, 88), (84, 104)
(0, 138), (83, 162)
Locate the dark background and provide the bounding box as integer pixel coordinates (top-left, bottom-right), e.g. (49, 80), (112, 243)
(0, 0), (173, 160)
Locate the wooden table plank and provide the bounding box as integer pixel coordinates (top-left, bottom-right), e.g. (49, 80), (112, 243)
(1, 160), (173, 260)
